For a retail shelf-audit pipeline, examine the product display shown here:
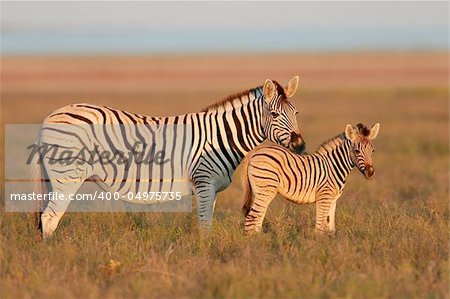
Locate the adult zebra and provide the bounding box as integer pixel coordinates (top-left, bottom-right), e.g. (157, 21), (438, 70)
(242, 123), (380, 233)
(33, 76), (305, 238)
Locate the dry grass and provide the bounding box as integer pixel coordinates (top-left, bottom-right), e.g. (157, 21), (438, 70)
(1, 52), (449, 298)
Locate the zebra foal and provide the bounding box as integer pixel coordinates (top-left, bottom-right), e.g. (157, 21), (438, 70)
(242, 123), (380, 233)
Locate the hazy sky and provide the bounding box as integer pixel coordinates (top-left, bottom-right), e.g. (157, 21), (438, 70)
(3, 1), (447, 30)
(1, 1), (448, 53)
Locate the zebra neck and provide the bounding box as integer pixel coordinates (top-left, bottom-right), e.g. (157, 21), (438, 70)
(220, 95), (266, 158)
(320, 137), (355, 183)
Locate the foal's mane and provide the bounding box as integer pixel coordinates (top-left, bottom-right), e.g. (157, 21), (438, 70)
(316, 124), (371, 154)
(316, 133), (346, 154)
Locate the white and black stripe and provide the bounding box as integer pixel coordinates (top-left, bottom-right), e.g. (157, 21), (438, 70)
(34, 77), (305, 238)
(242, 123), (380, 233)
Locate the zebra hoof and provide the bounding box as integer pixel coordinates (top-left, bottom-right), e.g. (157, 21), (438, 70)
(40, 213), (58, 239)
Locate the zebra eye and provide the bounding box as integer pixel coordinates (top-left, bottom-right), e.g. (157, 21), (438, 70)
(270, 111), (279, 118)
(354, 149), (361, 154)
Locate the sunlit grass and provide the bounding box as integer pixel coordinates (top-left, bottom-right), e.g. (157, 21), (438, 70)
(1, 53), (448, 298)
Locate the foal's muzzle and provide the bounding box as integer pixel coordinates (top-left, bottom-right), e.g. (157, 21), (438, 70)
(364, 165), (375, 179)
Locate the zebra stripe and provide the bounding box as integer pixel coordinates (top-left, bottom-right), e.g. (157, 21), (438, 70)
(34, 77), (305, 238)
(242, 123), (380, 233)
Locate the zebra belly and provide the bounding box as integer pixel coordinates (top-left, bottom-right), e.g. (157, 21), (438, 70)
(295, 189), (317, 204)
(280, 188), (317, 205)
(94, 161), (193, 201)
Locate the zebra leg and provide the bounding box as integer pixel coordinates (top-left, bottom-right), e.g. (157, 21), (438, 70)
(314, 196), (336, 235)
(194, 183), (217, 229)
(327, 199), (338, 233)
(244, 187), (277, 232)
(41, 180), (83, 239)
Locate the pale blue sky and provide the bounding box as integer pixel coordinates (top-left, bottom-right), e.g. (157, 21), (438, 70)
(1, 1), (448, 54)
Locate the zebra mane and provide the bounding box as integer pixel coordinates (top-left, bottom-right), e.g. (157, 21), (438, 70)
(316, 133), (347, 154)
(201, 86), (263, 112)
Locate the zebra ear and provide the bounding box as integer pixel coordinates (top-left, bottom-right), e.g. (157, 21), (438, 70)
(263, 79), (276, 103)
(345, 124), (356, 141)
(285, 76), (299, 98)
(369, 123), (380, 140)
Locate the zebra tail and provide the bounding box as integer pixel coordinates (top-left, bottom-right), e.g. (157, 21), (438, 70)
(241, 153), (254, 217)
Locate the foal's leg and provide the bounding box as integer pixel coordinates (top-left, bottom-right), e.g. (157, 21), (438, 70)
(315, 194), (340, 235)
(315, 196), (333, 234)
(244, 184), (278, 232)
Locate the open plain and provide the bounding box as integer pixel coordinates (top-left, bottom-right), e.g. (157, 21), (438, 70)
(1, 52), (448, 298)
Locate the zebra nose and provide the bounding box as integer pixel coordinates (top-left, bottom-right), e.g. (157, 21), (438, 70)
(289, 132), (306, 154)
(290, 132), (300, 140)
(364, 165), (375, 178)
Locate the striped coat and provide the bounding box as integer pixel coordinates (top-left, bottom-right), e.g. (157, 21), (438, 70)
(242, 123), (380, 233)
(34, 76), (305, 238)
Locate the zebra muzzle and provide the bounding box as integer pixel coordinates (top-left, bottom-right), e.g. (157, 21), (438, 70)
(289, 132), (306, 154)
(364, 165), (375, 179)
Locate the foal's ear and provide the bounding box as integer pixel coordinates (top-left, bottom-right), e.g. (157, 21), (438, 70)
(263, 79), (276, 103)
(369, 123), (380, 140)
(285, 75), (299, 98)
(344, 124), (356, 141)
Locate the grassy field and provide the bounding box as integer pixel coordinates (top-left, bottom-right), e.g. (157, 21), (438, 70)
(1, 52), (449, 298)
